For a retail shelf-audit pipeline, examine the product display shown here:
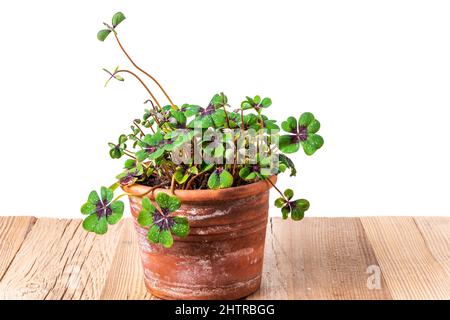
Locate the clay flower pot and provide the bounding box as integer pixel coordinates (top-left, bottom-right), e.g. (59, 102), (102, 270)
(123, 175), (276, 300)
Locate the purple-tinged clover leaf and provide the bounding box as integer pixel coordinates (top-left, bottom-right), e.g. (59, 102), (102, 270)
(174, 164), (198, 184)
(241, 95), (272, 112)
(207, 167), (234, 190)
(274, 188), (310, 221)
(278, 154), (297, 177)
(137, 193), (188, 248)
(239, 157), (273, 181)
(136, 132), (174, 161)
(280, 112), (324, 155)
(108, 134), (127, 159)
(81, 187), (124, 235)
(116, 159), (144, 186)
(187, 96), (227, 128)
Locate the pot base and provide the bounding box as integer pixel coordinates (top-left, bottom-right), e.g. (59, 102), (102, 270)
(144, 275), (262, 300)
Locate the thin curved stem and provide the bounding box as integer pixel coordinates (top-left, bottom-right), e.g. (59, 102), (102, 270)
(114, 33), (176, 108)
(114, 69), (161, 127)
(264, 176), (287, 201)
(123, 150), (136, 159)
(111, 193), (130, 203)
(222, 105), (231, 128)
(134, 181), (170, 197)
(115, 69), (161, 110)
(133, 120), (146, 137)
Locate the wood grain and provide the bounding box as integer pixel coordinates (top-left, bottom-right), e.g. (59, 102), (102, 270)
(248, 217), (392, 299)
(100, 219), (154, 300)
(413, 217), (450, 277)
(361, 217), (450, 299)
(0, 216), (449, 300)
(0, 217), (35, 280)
(0, 218), (124, 300)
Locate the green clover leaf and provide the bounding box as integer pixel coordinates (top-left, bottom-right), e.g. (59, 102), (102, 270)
(240, 95), (272, 112)
(108, 201), (124, 224)
(274, 189), (310, 221)
(172, 217), (190, 237)
(181, 104), (201, 117)
(112, 12), (126, 28)
(83, 215), (108, 235)
(108, 134), (128, 159)
(116, 160), (144, 186)
(210, 92), (228, 108)
(174, 165), (198, 184)
(80, 187), (124, 235)
(187, 104), (216, 128)
(239, 155), (274, 180)
(207, 168), (234, 189)
(155, 193), (181, 212)
(291, 199), (310, 221)
(97, 12), (126, 42)
(280, 112), (324, 155)
(159, 230), (174, 248)
(138, 194), (189, 248)
(278, 154), (297, 177)
(137, 197), (156, 227)
(97, 29), (111, 41)
(147, 224), (160, 243)
(136, 132), (173, 161)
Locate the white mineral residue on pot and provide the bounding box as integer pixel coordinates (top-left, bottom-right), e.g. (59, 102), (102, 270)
(194, 225), (231, 235)
(214, 247), (255, 264)
(188, 208), (231, 221)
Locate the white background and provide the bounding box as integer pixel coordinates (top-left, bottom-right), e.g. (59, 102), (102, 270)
(0, 0), (449, 218)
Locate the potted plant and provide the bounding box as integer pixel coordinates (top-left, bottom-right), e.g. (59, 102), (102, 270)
(80, 12), (324, 300)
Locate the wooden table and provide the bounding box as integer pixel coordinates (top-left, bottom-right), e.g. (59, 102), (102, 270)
(0, 216), (449, 300)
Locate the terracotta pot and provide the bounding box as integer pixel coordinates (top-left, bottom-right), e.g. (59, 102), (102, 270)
(123, 175), (276, 300)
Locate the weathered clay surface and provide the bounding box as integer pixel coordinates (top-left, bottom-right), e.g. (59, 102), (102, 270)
(124, 176), (276, 300)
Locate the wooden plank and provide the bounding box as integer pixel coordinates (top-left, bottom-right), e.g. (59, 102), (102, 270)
(413, 217), (450, 277)
(361, 217), (450, 300)
(0, 218), (124, 300)
(0, 217), (36, 280)
(100, 219), (154, 300)
(248, 217), (392, 300)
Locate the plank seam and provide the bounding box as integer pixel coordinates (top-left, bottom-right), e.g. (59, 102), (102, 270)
(357, 218), (394, 300)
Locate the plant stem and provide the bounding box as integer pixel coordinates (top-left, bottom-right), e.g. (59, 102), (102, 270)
(185, 163), (215, 190)
(264, 176), (287, 202)
(114, 33), (176, 108)
(114, 70), (162, 127)
(222, 105), (231, 128)
(133, 120), (146, 137)
(170, 175), (176, 194)
(123, 150), (136, 159)
(135, 181), (170, 197)
(111, 193), (130, 203)
(115, 69), (162, 111)
(232, 145), (238, 177)
(108, 182), (120, 191)
(185, 172), (199, 190)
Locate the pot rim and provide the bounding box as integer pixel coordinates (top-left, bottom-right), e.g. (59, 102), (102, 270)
(122, 175), (277, 202)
